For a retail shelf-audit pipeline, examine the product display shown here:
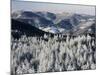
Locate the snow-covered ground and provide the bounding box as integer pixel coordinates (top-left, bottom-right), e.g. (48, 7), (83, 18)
(40, 26), (60, 34)
(79, 21), (94, 30)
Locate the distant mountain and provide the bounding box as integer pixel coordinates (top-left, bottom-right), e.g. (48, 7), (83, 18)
(12, 11), (54, 27)
(57, 19), (73, 30)
(36, 12), (56, 21)
(11, 11), (95, 35)
(63, 20), (96, 36)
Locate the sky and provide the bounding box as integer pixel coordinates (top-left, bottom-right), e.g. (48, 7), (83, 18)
(11, 0), (96, 15)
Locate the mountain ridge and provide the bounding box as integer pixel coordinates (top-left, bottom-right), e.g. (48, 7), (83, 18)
(11, 11), (96, 35)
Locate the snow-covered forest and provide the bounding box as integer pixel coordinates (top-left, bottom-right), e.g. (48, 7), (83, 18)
(11, 34), (96, 75)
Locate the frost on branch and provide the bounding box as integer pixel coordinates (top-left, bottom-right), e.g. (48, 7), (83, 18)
(11, 34), (96, 75)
